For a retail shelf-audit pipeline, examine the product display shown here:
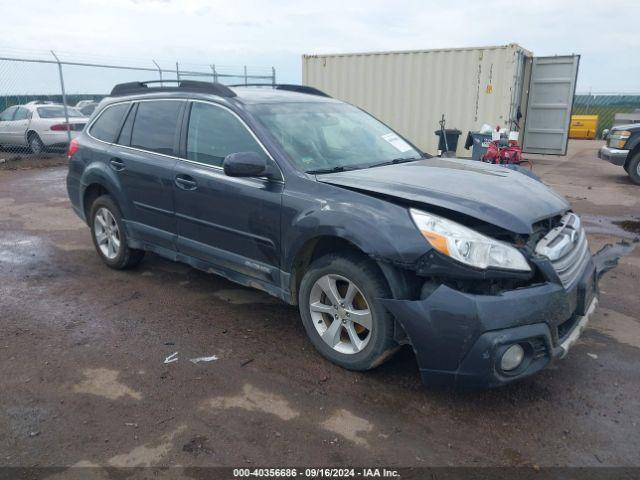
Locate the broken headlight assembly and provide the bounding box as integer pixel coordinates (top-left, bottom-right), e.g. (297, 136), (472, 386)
(409, 208), (531, 272)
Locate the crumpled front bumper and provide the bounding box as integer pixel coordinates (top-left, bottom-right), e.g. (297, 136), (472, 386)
(380, 259), (598, 388)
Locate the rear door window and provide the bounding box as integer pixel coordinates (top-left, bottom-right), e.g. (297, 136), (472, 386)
(13, 108), (31, 121)
(186, 102), (268, 167)
(116, 103), (137, 146)
(90, 104), (129, 143)
(131, 101), (183, 155)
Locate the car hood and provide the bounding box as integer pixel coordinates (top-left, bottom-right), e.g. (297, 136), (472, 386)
(611, 123), (640, 132)
(316, 158), (570, 234)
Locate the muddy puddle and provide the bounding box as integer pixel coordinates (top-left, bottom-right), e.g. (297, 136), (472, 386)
(613, 220), (640, 235)
(581, 215), (640, 240)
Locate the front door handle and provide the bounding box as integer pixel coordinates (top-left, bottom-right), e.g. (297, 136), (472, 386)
(109, 158), (125, 171)
(175, 174), (197, 190)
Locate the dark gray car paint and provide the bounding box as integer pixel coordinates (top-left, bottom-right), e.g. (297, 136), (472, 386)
(592, 239), (637, 278)
(381, 257), (597, 387)
(317, 158), (570, 234)
(67, 86), (618, 388)
(173, 161), (284, 285)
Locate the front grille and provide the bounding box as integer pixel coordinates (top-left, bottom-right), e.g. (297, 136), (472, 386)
(535, 213), (590, 289)
(550, 228), (589, 288)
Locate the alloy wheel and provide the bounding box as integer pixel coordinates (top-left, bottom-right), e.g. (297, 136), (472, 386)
(93, 207), (121, 260)
(309, 274), (372, 354)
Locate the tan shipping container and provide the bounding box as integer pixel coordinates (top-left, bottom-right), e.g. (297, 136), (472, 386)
(303, 44), (533, 156)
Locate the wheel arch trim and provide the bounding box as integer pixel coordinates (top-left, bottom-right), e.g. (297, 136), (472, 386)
(80, 164), (128, 222)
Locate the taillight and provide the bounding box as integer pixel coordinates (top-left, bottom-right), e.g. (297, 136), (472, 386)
(67, 138), (80, 158)
(52, 123), (85, 131)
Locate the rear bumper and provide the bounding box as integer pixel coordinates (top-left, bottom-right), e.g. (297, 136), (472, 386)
(598, 145), (628, 166)
(39, 130), (80, 146)
(381, 259), (598, 388)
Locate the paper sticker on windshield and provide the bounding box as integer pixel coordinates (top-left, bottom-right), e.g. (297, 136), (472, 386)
(381, 133), (412, 153)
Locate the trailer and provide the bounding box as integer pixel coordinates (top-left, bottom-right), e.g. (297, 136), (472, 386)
(302, 44), (579, 157)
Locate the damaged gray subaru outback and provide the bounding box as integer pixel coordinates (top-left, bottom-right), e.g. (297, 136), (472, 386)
(67, 80), (610, 388)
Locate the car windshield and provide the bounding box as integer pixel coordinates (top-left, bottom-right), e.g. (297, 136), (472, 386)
(248, 101), (422, 173)
(37, 106), (84, 118)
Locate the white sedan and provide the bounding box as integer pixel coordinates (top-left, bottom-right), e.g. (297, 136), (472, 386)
(0, 102), (88, 153)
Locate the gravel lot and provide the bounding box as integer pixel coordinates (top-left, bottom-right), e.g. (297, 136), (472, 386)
(1, 140), (639, 471)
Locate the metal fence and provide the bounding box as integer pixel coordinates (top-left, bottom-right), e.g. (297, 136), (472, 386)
(0, 51), (276, 145)
(573, 92), (640, 137)
(3, 52), (638, 149)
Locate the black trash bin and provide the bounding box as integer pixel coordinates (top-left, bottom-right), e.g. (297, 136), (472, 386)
(434, 128), (462, 155)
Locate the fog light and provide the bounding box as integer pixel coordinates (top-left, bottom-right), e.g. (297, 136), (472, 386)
(501, 344), (525, 371)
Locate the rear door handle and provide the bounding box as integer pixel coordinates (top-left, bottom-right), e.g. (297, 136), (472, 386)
(109, 158), (125, 171)
(175, 174), (197, 190)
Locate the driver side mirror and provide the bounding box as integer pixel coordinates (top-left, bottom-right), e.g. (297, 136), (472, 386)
(223, 152), (270, 178)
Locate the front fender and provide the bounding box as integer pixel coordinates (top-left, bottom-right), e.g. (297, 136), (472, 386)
(282, 184), (428, 274)
(626, 133), (640, 153)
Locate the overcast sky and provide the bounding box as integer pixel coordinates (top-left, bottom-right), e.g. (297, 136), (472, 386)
(1, 0), (638, 92)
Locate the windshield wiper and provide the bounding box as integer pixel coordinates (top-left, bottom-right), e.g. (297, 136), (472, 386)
(306, 166), (348, 174)
(367, 157), (421, 169)
(307, 157), (421, 174)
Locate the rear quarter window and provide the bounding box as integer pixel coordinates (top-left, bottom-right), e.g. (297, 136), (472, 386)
(90, 104), (129, 143)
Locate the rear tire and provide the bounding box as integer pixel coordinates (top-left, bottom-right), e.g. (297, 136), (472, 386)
(298, 252), (398, 371)
(627, 152), (640, 185)
(28, 133), (45, 155)
(89, 194), (144, 270)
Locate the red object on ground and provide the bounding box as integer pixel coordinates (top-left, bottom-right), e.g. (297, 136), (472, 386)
(482, 138), (523, 165)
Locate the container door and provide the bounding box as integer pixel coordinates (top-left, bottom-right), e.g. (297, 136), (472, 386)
(522, 55), (580, 155)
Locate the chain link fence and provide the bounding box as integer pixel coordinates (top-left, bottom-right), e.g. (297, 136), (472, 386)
(573, 93), (640, 138)
(0, 52), (276, 111)
(3, 52), (638, 155)
(0, 52), (276, 156)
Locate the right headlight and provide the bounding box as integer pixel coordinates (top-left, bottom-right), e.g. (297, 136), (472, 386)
(409, 208), (531, 272)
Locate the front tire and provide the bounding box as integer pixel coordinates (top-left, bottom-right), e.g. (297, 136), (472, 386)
(627, 152), (640, 185)
(298, 253), (398, 371)
(89, 195), (144, 269)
